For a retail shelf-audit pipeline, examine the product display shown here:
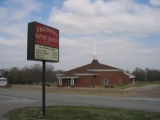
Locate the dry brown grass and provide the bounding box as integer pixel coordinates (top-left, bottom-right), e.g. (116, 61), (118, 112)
(8, 84), (135, 96)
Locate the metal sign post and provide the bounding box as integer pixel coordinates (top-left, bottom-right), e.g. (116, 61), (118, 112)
(42, 61), (46, 116)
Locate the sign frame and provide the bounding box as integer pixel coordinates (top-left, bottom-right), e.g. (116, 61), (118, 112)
(27, 21), (59, 62)
(27, 21), (59, 116)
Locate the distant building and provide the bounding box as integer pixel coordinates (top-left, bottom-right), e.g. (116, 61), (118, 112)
(57, 44), (135, 87)
(57, 58), (135, 87)
(0, 77), (8, 87)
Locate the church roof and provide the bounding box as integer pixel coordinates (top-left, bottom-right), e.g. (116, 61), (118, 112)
(59, 59), (121, 77)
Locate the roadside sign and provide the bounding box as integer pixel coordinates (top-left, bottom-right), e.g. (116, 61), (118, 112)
(27, 21), (59, 116)
(27, 21), (59, 62)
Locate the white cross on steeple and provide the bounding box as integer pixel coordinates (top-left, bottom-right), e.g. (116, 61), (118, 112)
(93, 41), (97, 60)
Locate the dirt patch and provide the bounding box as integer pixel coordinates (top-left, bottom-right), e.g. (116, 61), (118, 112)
(127, 85), (160, 99)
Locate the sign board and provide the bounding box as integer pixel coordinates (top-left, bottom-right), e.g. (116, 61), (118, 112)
(27, 22), (59, 62)
(0, 78), (7, 87)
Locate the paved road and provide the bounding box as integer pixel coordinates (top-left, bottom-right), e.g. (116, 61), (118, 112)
(0, 89), (160, 120)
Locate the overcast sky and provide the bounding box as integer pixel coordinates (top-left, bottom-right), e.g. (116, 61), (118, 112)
(0, 0), (160, 71)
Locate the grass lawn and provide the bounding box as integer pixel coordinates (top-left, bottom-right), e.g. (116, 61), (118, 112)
(4, 106), (160, 120)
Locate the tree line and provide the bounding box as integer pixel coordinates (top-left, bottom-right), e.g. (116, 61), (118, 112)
(132, 67), (160, 82)
(0, 64), (57, 84)
(0, 66), (160, 84)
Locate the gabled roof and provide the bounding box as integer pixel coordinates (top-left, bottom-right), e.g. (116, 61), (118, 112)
(59, 59), (120, 77)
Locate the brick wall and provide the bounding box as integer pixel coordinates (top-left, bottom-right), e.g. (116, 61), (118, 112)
(75, 76), (93, 87)
(74, 71), (131, 87)
(95, 71), (131, 86)
(57, 71), (131, 87)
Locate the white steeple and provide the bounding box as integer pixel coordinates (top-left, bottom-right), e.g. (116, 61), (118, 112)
(93, 41), (97, 60)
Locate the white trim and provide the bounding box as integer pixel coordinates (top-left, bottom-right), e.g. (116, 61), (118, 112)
(60, 79), (62, 85)
(133, 78), (135, 85)
(70, 79), (72, 85)
(129, 75), (136, 79)
(58, 76), (79, 79)
(72, 78), (74, 86)
(87, 69), (122, 72)
(58, 78), (62, 85)
(123, 72), (136, 79)
(74, 73), (99, 76)
(71, 78), (75, 86)
(56, 74), (63, 77)
(58, 78), (60, 85)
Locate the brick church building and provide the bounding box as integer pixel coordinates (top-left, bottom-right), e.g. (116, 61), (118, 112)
(57, 58), (135, 87)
